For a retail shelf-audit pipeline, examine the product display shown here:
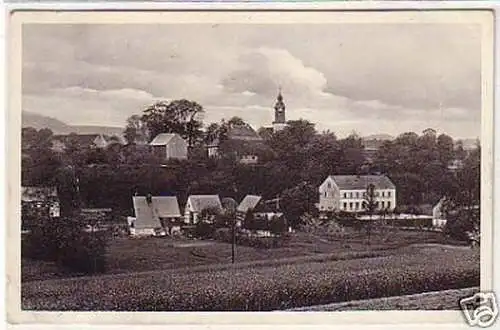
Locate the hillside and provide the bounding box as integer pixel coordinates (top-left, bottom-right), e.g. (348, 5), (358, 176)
(22, 111), (124, 136)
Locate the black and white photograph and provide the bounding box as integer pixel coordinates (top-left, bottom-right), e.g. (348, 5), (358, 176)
(7, 9), (495, 324)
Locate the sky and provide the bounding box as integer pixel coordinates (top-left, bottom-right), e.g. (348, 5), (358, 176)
(22, 23), (482, 139)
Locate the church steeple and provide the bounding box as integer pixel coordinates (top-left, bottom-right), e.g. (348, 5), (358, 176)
(273, 86), (287, 132)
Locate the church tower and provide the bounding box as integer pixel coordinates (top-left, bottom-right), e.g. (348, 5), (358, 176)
(272, 87), (287, 132)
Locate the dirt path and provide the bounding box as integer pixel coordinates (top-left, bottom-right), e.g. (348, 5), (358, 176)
(408, 243), (472, 250)
(287, 287), (479, 311)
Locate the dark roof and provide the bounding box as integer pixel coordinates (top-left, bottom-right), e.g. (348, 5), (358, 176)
(186, 195), (222, 213)
(222, 139), (266, 155)
(52, 134), (100, 146)
(237, 195), (262, 213)
(258, 127), (274, 139)
(330, 175), (396, 190)
(227, 124), (262, 141)
(52, 134), (125, 147)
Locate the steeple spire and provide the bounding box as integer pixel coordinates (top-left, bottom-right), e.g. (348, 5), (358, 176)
(272, 86), (287, 132)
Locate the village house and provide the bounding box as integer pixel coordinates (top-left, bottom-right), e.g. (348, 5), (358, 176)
(149, 133), (188, 161)
(237, 195), (288, 236)
(207, 123), (264, 164)
(131, 195), (182, 236)
(50, 133), (125, 153)
(432, 197), (448, 228)
(236, 195), (262, 226)
(317, 175), (397, 214)
(430, 196), (479, 229)
(183, 195), (222, 224)
(21, 186), (60, 230)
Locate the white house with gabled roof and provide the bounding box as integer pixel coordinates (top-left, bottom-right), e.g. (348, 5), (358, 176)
(150, 133), (188, 160)
(184, 195), (222, 224)
(317, 175), (397, 213)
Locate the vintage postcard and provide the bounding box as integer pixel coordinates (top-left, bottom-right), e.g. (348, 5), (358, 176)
(5, 7), (495, 327)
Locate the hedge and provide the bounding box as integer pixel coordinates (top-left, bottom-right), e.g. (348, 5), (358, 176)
(214, 228), (291, 249)
(22, 247), (479, 311)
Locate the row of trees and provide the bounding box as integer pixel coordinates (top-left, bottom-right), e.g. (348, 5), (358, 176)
(22, 99), (480, 235)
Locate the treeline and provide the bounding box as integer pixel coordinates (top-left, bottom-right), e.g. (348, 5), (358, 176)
(22, 99), (480, 228)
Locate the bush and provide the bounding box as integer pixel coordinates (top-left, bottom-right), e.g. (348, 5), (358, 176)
(214, 228), (288, 249)
(444, 209), (479, 242)
(214, 228), (232, 242)
(194, 221), (216, 239)
(22, 215), (109, 275)
(22, 248), (479, 311)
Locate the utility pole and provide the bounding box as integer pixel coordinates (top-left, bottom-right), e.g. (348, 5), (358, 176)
(231, 218), (236, 264)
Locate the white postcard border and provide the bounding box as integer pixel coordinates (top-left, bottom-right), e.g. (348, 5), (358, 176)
(4, 7), (495, 327)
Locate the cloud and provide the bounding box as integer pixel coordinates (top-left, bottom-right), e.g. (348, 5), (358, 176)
(222, 47), (328, 99)
(21, 23), (482, 139)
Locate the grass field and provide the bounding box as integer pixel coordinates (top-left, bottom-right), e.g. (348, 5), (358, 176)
(22, 228), (465, 282)
(22, 245), (479, 311)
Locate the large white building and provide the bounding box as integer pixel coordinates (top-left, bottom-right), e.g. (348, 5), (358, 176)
(317, 175), (397, 213)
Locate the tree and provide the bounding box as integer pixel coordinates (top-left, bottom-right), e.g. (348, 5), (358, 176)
(242, 209), (257, 231)
(269, 215), (287, 236)
(362, 183), (378, 241)
(204, 120), (229, 147)
(141, 99), (204, 147)
(21, 128), (62, 186)
(437, 133), (455, 166)
(280, 182), (317, 228)
(227, 116), (246, 126)
(362, 184), (377, 217)
(269, 120), (317, 160)
(444, 145), (480, 240)
(221, 197), (238, 217)
(124, 114), (148, 144)
(337, 134), (365, 175)
(304, 132), (340, 184)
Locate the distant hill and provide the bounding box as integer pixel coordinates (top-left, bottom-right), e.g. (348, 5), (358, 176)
(22, 111), (124, 136)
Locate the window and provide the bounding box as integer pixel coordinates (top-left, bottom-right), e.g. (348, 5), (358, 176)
(355, 202), (360, 210)
(324, 192), (327, 198)
(388, 191), (391, 197)
(381, 201), (385, 209)
(344, 193), (347, 198)
(343, 202), (347, 210)
(327, 182), (331, 188)
(382, 191), (385, 197)
(356, 192), (360, 198)
(375, 201), (379, 208)
(349, 202), (353, 210)
(387, 201), (391, 209)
